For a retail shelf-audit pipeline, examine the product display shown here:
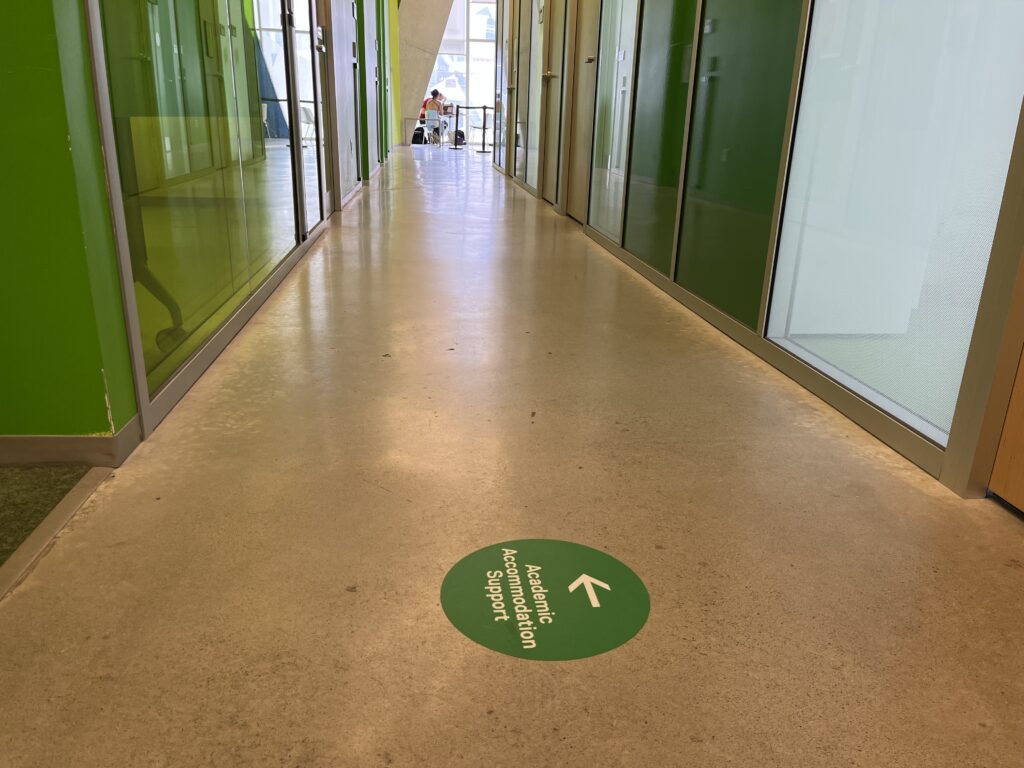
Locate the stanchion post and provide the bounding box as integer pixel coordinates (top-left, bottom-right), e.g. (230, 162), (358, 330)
(451, 105), (463, 150)
(477, 106), (489, 154)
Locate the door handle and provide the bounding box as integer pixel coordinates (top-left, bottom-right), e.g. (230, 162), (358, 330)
(542, 71), (557, 80)
(585, 56), (596, 64)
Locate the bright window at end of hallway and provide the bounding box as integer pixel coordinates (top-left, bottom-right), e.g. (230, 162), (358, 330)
(767, 0), (1024, 446)
(426, 0), (497, 144)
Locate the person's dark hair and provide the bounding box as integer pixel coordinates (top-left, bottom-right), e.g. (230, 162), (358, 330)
(431, 89), (440, 98)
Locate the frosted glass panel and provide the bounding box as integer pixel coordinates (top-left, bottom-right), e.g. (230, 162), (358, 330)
(768, 0), (1024, 444)
(525, 0), (544, 189)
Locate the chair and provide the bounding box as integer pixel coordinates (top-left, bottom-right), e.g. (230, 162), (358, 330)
(300, 105), (317, 145)
(424, 109), (444, 147)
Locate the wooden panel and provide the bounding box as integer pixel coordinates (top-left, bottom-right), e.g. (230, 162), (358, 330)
(991, 355), (1024, 510)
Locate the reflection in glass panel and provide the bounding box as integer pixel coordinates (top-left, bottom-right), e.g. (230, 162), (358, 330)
(675, 0), (802, 327)
(622, 0), (698, 275)
(318, 23), (334, 207)
(100, 0), (298, 393)
(292, 0), (323, 231)
(768, 0), (1024, 444)
(525, 0), (544, 189)
(494, 0), (508, 168)
(588, 0), (638, 241)
(247, 1), (300, 287)
(514, 0), (533, 181)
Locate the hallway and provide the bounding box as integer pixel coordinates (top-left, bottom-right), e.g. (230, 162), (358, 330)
(2, 149), (1023, 766)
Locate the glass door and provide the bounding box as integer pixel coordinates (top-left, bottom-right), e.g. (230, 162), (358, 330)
(587, 0), (639, 241)
(523, 0), (544, 189)
(494, 0), (507, 168)
(99, 0), (304, 394)
(289, 0), (325, 234)
(316, 2), (334, 213)
(98, 0), (332, 402)
(513, 0), (532, 182)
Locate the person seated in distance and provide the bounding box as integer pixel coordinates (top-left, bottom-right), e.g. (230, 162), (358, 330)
(420, 89), (445, 119)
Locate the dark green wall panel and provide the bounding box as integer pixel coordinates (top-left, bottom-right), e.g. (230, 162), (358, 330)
(622, 0), (698, 276)
(674, 0), (802, 328)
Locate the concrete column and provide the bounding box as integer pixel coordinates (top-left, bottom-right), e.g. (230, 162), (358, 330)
(398, 0), (456, 142)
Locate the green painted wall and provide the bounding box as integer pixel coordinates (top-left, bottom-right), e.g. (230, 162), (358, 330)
(674, 0), (803, 329)
(0, 0), (137, 436)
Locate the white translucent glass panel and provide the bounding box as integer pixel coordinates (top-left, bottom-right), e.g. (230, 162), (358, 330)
(525, 0), (544, 188)
(768, 0), (1024, 444)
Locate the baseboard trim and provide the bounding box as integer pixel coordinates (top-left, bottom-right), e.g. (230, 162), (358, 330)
(0, 466), (112, 600)
(0, 416), (141, 467)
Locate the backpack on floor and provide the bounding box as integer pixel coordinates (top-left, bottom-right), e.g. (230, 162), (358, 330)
(454, 129), (466, 146)
(411, 126), (425, 145)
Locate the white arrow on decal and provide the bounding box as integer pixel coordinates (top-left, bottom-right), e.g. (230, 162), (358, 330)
(568, 574), (611, 608)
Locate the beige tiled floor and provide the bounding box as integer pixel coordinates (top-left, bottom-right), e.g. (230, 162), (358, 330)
(1, 149), (1022, 767)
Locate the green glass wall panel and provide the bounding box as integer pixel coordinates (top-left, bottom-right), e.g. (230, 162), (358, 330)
(674, 0), (802, 328)
(100, 0), (300, 393)
(622, 0), (698, 275)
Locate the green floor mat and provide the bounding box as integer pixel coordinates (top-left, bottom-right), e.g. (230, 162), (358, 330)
(0, 465), (91, 567)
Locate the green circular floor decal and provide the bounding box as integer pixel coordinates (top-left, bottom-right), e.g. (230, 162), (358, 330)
(441, 539), (650, 660)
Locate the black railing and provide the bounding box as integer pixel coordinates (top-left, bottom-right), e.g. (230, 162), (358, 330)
(449, 105), (492, 153)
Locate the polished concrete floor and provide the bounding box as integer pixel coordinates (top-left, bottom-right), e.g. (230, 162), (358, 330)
(2, 148), (1023, 767)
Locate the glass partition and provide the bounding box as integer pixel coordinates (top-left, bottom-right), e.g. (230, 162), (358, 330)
(100, 0), (304, 394)
(588, 0), (638, 241)
(514, 0), (533, 181)
(622, 0), (698, 274)
(524, 0), (544, 189)
(768, 0), (1024, 444)
(674, 0), (802, 328)
(247, 0), (301, 287)
(293, 0), (323, 232)
(494, 0), (508, 168)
